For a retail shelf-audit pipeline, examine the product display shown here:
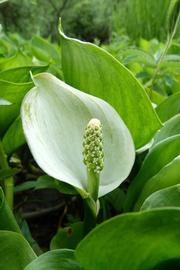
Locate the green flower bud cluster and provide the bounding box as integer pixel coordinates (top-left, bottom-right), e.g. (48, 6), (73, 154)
(83, 118), (104, 174)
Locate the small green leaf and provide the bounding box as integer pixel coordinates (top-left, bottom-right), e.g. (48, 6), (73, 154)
(50, 222), (84, 250)
(24, 249), (82, 270)
(141, 184), (180, 210)
(14, 181), (37, 193)
(21, 73), (135, 197)
(0, 230), (36, 270)
(59, 24), (162, 148)
(76, 208), (180, 270)
(156, 92), (180, 122)
(35, 175), (77, 195)
(153, 114), (180, 146)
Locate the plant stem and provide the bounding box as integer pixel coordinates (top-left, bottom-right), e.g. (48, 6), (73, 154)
(87, 169), (100, 202)
(82, 169), (100, 234)
(145, 11), (180, 89)
(0, 141), (14, 210)
(83, 196), (97, 235)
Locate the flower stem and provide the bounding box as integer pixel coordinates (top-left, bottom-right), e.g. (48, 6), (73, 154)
(83, 196), (97, 235)
(87, 169), (100, 202)
(0, 140), (14, 210)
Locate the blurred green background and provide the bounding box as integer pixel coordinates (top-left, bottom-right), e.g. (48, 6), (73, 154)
(0, 0), (179, 43)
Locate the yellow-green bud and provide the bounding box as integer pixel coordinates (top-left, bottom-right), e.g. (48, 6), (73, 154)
(83, 118), (104, 174)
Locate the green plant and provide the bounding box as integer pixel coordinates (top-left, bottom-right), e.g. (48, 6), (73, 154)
(112, 0), (179, 41)
(0, 20), (180, 270)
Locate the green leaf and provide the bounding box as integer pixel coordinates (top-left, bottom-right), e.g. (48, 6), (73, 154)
(36, 175), (77, 195)
(156, 92), (180, 122)
(0, 168), (20, 181)
(124, 135), (180, 211)
(21, 73), (135, 197)
(121, 48), (155, 67)
(0, 187), (20, 232)
(24, 249), (82, 270)
(31, 36), (61, 64)
(141, 184), (180, 210)
(50, 222), (84, 250)
(0, 65), (48, 83)
(14, 181), (37, 193)
(134, 156), (180, 210)
(105, 187), (126, 212)
(0, 52), (32, 70)
(153, 114), (180, 146)
(2, 116), (26, 155)
(76, 208), (180, 270)
(0, 80), (32, 137)
(146, 88), (166, 105)
(59, 24), (162, 149)
(0, 230), (36, 270)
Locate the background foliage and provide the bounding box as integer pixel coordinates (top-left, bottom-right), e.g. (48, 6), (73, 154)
(0, 0), (180, 269)
(0, 0), (179, 42)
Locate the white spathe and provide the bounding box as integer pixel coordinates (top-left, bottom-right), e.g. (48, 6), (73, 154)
(21, 73), (135, 197)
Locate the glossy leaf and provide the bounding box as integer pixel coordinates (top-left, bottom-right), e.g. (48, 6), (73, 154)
(153, 114), (180, 146)
(24, 249), (82, 270)
(134, 156), (180, 210)
(124, 135), (180, 211)
(141, 184), (180, 210)
(156, 92), (180, 122)
(59, 25), (161, 148)
(21, 73), (135, 197)
(0, 231), (36, 270)
(76, 208), (180, 270)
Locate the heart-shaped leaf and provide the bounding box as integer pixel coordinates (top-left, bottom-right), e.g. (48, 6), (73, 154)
(141, 184), (180, 210)
(59, 24), (162, 148)
(21, 73), (135, 197)
(76, 208), (180, 270)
